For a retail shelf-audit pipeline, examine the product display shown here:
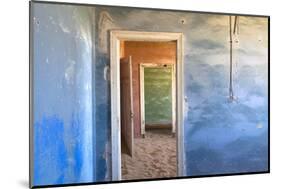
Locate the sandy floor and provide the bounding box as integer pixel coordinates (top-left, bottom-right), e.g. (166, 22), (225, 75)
(121, 129), (176, 180)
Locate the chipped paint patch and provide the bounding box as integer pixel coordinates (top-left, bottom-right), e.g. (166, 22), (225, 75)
(64, 59), (76, 85)
(59, 21), (71, 33)
(103, 141), (111, 180)
(98, 11), (116, 53)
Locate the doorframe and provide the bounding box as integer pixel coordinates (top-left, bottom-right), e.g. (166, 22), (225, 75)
(139, 63), (176, 136)
(110, 30), (185, 180)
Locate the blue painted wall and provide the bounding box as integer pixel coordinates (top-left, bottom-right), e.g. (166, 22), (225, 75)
(32, 2), (268, 186)
(94, 6), (268, 179)
(32, 3), (95, 186)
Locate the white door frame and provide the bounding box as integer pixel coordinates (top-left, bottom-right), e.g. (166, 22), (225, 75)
(139, 63), (176, 136)
(110, 30), (185, 180)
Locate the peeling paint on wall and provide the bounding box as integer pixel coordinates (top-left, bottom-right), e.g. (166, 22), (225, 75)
(103, 141), (112, 180)
(98, 11), (116, 53)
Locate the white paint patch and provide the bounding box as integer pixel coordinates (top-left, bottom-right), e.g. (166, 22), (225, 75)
(104, 65), (110, 81)
(103, 141), (111, 180)
(64, 59), (76, 85)
(49, 16), (56, 25)
(34, 16), (40, 26)
(256, 123), (263, 129)
(84, 83), (91, 91)
(73, 17), (91, 50)
(184, 96), (189, 119)
(59, 21), (71, 34)
(244, 95), (265, 108)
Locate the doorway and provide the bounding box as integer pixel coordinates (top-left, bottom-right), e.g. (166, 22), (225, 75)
(140, 63), (176, 138)
(110, 31), (185, 181)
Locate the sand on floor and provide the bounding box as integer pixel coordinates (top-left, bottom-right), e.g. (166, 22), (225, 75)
(121, 129), (176, 180)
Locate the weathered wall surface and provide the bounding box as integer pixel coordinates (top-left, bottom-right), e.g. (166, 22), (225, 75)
(32, 2), (268, 186)
(144, 67), (173, 125)
(95, 6), (268, 179)
(32, 3), (95, 186)
(123, 42), (176, 137)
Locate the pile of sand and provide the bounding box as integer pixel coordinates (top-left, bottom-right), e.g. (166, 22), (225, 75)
(121, 129), (176, 180)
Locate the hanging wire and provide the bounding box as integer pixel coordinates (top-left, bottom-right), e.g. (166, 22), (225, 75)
(229, 16), (235, 102)
(233, 16), (240, 102)
(228, 15), (239, 102)
(237, 16), (240, 35)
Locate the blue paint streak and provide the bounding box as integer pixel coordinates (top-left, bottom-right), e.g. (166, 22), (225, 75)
(34, 116), (68, 185)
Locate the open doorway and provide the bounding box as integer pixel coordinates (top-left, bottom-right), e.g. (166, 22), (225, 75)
(120, 41), (176, 180)
(110, 31), (184, 181)
(139, 63), (176, 138)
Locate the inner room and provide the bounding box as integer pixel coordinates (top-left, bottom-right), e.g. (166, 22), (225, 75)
(119, 40), (177, 180)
